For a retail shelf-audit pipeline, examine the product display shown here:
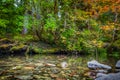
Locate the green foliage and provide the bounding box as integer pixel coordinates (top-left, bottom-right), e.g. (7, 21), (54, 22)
(44, 14), (57, 31)
(60, 28), (77, 50)
(0, 0), (25, 35)
(99, 11), (115, 24)
(98, 48), (107, 60)
(14, 15), (24, 32)
(0, 19), (9, 28)
(110, 52), (120, 59)
(113, 40), (120, 48)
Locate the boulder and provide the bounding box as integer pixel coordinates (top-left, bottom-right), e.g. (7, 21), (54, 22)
(96, 73), (107, 78)
(95, 72), (120, 80)
(87, 60), (111, 70)
(115, 60), (120, 68)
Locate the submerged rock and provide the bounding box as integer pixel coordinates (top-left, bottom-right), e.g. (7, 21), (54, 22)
(44, 63), (56, 67)
(87, 60), (111, 70)
(15, 75), (33, 80)
(95, 72), (120, 80)
(12, 65), (22, 70)
(61, 62), (68, 68)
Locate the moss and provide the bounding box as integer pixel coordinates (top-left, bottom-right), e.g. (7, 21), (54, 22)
(0, 38), (61, 55)
(32, 47), (60, 54)
(13, 35), (34, 42)
(0, 44), (10, 49)
(42, 48), (60, 53)
(0, 38), (9, 42)
(0, 38), (13, 44)
(0, 39), (14, 50)
(10, 44), (27, 51)
(32, 47), (43, 54)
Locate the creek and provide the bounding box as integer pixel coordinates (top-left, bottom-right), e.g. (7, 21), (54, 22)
(0, 54), (119, 80)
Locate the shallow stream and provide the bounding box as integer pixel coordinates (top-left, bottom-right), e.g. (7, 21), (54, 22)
(0, 54), (119, 80)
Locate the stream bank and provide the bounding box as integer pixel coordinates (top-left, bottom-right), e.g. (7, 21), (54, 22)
(0, 38), (60, 57)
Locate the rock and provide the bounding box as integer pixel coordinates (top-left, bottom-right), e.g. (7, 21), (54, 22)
(12, 66), (22, 70)
(35, 63), (44, 67)
(84, 71), (96, 79)
(44, 63), (56, 67)
(43, 74), (49, 77)
(15, 75), (33, 80)
(10, 44), (27, 51)
(0, 75), (14, 80)
(33, 75), (41, 79)
(0, 38), (13, 44)
(50, 68), (60, 74)
(50, 74), (58, 78)
(95, 72), (120, 80)
(23, 66), (35, 70)
(96, 73), (107, 78)
(95, 70), (108, 73)
(61, 62), (68, 69)
(115, 69), (120, 72)
(33, 75), (51, 79)
(87, 60), (111, 70)
(115, 60), (120, 68)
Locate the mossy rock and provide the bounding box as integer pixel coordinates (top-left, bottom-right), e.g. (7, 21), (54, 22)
(10, 44), (27, 51)
(32, 47), (43, 54)
(32, 47), (60, 54)
(0, 38), (13, 44)
(0, 43), (15, 54)
(42, 48), (60, 53)
(0, 38), (61, 55)
(0, 44), (13, 49)
(30, 42), (60, 54)
(0, 44), (10, 49)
